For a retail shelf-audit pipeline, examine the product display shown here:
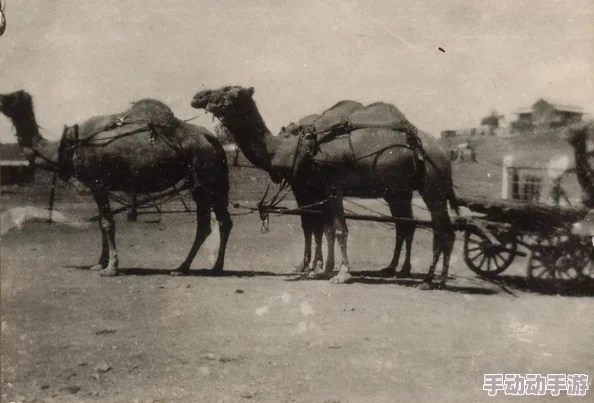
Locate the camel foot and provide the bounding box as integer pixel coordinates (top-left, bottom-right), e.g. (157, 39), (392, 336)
(90, 263), (104, 271)
(99, 268), (118, 277)
(379, 267), (396, 277)
(395, 268), (412, 278)
(210, 267), (225, 276)
(312, 260), (323, 273)
(330, 270), (353, 284)
(291, 262), (310, 274)
(308, 270), (333, 279)
(170, 267), (189, 276)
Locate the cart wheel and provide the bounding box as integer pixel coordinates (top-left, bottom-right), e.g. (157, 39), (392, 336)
(464, 227), (518, 277)
(527, 236), (590, 281)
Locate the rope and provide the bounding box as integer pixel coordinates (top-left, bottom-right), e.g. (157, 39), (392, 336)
(183, 113), (204, 123)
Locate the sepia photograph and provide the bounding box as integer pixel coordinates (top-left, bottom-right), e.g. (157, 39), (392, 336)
(1, 1), (593, 402)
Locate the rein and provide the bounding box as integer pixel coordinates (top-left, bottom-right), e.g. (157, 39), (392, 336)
(290, 134), (304, 178)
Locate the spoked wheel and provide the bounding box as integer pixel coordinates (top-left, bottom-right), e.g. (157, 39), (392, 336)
(464, 227), (518, 277)
(527, 236), (591, 281)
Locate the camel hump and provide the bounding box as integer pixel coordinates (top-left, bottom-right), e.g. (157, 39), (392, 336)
(129, 98), (175, 124)
(312, 100), (364, 132)
(348, 102), (411, 131)
(75, 98), (177, 140)
(296, 113), (321, 127)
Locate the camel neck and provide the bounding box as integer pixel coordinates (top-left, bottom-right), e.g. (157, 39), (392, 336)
(11, 113), (59, 170)
(221, 101), (275, 171)
(12, 113), (42, 148)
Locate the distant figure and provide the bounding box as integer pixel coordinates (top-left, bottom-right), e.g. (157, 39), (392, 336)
(563, 121), (594, 208)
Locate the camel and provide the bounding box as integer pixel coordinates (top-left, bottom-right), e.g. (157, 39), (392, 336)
(191, 86), (458, 289)
(278, 100), (434, 277)
(0, 90), (233, 277)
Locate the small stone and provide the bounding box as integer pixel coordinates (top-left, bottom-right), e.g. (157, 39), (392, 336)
(95, 362), (112, 373)
(205, 353), (216, 360)
(77, 360), (88, 366)
(235, 289), (244, 294)
(61, 385), (80, 394)
(240, 391), (254, 398)
(63, 371), (77, 380)
(40, 382), (50, 390)
(94, 328), (116, 335)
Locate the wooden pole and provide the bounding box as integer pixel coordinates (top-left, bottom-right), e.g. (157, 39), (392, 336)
(502, 155), (514, 199)
(47, 171), (57, 223)
(261, 206), (437, 227)
(127, 189), (138, 222)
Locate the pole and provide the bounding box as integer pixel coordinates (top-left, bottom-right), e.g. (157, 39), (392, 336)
(47, 171), (57, 223)
(127, 189), (138, 221)
(260, 206), (436, 228)
(502, 155), (514, 200)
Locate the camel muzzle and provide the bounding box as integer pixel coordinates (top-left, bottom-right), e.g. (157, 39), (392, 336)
(190, 98), (203, 109)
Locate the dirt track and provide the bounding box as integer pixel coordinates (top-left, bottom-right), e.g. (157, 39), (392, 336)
(2, 197), (594, 402)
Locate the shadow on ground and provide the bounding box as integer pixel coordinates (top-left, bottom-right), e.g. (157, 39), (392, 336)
(485, 275), (594, 297)
(64, 265), (594, 297)
(64, 265), (290, 278)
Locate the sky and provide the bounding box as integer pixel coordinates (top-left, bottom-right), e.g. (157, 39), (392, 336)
(0, 0), (592, 143)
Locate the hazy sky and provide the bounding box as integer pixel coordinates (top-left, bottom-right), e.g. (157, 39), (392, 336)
(0, 0), (592, 142)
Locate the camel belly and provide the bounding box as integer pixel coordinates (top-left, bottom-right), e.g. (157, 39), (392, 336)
(70, 131), (223, 194)
(313, 128), (420, 191)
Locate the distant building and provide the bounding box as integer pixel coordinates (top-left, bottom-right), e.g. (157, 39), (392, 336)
(511, 98), (584, 132)
(0, 142), (35, 185)
(440, 126), (489, 139)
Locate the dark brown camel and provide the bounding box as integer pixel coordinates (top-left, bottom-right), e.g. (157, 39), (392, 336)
(0, 90), (233, 277)
(192, 86), (458, 289)
(278, 100), (435, 277)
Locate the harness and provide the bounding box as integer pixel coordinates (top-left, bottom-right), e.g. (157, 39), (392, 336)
(56, 113), (180, 182)
(291, 121), (427, 188)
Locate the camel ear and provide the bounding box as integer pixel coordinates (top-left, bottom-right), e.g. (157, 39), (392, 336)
(246, 87), (254, 97)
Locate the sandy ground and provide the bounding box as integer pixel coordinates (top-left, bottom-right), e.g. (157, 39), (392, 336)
(2, 196), (594, 402)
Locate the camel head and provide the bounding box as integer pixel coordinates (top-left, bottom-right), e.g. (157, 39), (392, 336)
(191, 86), (255, 122)
(0, 90), (34, 120)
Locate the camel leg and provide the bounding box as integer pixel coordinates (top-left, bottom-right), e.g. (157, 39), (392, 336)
(310, 209), (335, 278)
(171, 189), (212, 276)
(296, 215), (325, 273)
(90, 231), (108, 271)
(418, 199), (453, 290)
(437, 222), (455, 287)
(292, 188), (324, 273)
(294, 216), (313, 273)
(311, 224), (324, 273)
(211, 199), (233, 272)
(382, 191), (415, 277)
(91, 190), (119, 277)
(329, 190), (353, 284)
